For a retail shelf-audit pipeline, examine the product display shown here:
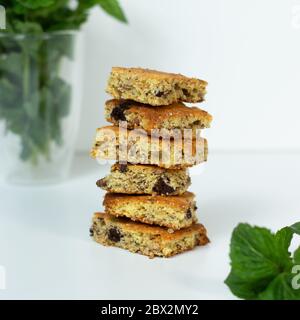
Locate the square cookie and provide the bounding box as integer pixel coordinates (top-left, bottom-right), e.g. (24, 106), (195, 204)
(90, 126), (208, 169)
(105, 99), (212, 137)
(103, 191), (197, 230)
(90, 212), (209, 258)
(97, 163), (190, 195)
(106, 67), (207, 106)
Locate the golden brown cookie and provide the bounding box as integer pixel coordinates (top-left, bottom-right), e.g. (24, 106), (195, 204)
(105, 99), (212, 136)
(103, 192), (197, 230)
(97, 163), (190, 195)
(106, 67), (207, 106)
(90, 126), (208, 169)
(90, 212), (209, 258)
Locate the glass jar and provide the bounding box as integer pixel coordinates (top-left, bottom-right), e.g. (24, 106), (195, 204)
(0, 31), (82, 184)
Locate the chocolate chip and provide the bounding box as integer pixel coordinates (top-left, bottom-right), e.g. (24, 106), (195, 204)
(153, 177), (175, 195)
(155, 91), (164, 97)
(107, 227), (122, 242)
(110, 101), (131, 121)
(182, 88), (190, 97)
(193, 120), (205, 129)
(185, 209), (192, 219)
(111, 107), (126, 121)
(118, 164), (128, 173)
(96, 179), (107, 188)
(89, 227), (94, 237)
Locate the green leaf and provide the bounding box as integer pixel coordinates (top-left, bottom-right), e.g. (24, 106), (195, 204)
(273, 227), (294, 270)
(0, 0), (128, 164)
(0, 53), (22, 75)
(0, 77), (21, 109)
(40, 86), (53, 152)
(46, 8), (88, 31)
(294, 247), (300, 265)
(13, 21), (43, 34)
(225, 224), (281, 299)
(16, 0), (55, 10)
(20, 136), (35, 162)
(225, 222), (300, 300)
(290, 222), (300, 235)
(50, 77), (71, 117)
(30, 120), (50, 155)
(11, 3), (29, 15)
(23, 92), (40, 119)
(47, 33), (75, 59)
(225, 271), (260, 300)
(97, 0), (127, 23)
(229, 224), (282, 280)
(258, 273), (300, 300)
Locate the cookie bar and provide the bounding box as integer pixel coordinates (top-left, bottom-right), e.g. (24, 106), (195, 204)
(105, 99), (212, 136)
(106, 67), (207, 106)
(90, 212), (209, 258)
(103, 191), (197, 230)
(90, 126), (208, 169)
(97, 163), (190, 195)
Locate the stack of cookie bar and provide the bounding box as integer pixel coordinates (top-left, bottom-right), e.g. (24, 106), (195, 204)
(90, 67), (213, 258)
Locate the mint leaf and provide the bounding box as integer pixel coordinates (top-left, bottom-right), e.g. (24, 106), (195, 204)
(13, 21), (43, 34)
(258, 273), (300, 300)
(225, 271), (261, 300)
(23, 92), (40, 119)
(228, 224), (284, 280)
(50, 78), (71, 118)
(97, 0), (127, 23)
(0, 1), (128, 165)
(0, 53), (23, 76)
(225, 224), (282, 299)
(294, 247), (300, 265)
(0, 78), (18, 108)
(273, 227), (294, 270)
(225, 222), (300, 300)
(290, 222), (300, 235)
(16, 0), (55, 10)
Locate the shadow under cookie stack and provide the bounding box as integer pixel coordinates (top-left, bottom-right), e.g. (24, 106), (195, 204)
(90, 67), (213, 258)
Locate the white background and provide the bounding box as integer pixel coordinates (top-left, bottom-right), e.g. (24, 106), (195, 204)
(1, 153), (299, 299)
(78, 0), (300, 152)
(1, 0), (300, 300)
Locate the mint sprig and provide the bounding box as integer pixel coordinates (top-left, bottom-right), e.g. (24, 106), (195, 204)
(225, 222), (300, 300)
(0, 0), (127, 164)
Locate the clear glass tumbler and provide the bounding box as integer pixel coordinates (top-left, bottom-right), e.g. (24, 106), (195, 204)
(0, 31), (82, 184)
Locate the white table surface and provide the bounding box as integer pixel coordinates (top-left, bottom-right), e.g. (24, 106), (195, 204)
(0, 152), (299, 300)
